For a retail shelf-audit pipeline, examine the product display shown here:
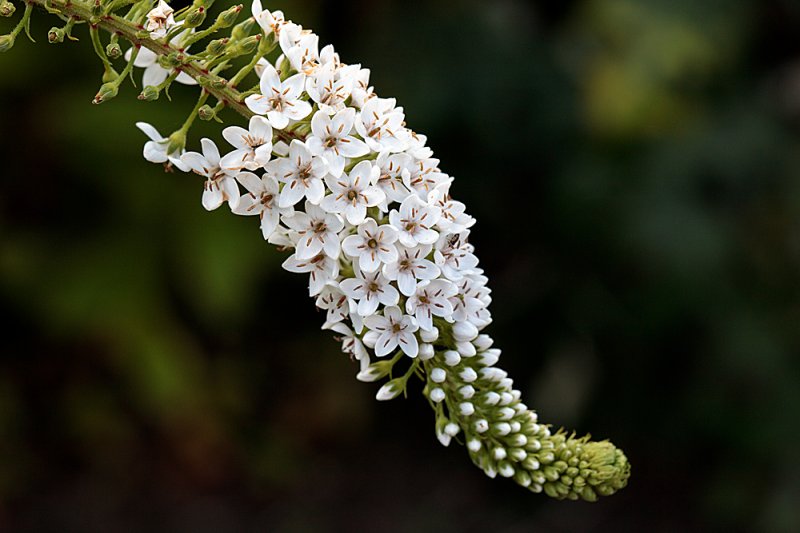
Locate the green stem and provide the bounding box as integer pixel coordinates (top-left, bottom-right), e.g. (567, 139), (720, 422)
(28, 0), (255, 119)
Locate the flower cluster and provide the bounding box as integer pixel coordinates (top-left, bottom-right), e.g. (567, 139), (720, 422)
(133, 2), (629, 501)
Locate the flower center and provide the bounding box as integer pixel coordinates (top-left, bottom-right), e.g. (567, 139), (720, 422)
(312, 221), (327, 234)
(347, 190), (358, 201)
(368, 281), (380, 292)
(367, 238), (379, 249)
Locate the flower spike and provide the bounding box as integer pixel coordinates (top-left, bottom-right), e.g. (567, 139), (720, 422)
(5, 0), (630, 500)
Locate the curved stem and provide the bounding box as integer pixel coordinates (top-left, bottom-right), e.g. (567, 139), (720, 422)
(29, 0), (255, 119)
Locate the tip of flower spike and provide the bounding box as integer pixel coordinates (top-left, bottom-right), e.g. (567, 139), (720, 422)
(538, 432), (631, 502)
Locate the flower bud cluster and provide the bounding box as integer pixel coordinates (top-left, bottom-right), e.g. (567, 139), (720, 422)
(126, 2), (630, 501)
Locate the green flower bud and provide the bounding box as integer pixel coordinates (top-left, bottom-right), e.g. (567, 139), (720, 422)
(205, 37), (229, 56)
(183, 6), (206, 28)
(106, 42), (122, 59)
(157, 52), (182, 69)
(48, 27), (65, 44)
(138, 85), (160, 101)
(216, 4), (242, 28)
(198, 104), (216, 121)
(0, 34), (14, 53)
(230, 17), (254, 41)
(92, 82), (118, 104)
(166, 130), (186, 155)
(233, 35), (260, 55)
(0, 1), (15, 17)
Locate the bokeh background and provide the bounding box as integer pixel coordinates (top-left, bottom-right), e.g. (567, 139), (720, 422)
(2, 0), (800, 531)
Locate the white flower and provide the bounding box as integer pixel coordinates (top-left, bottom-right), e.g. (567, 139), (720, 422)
(323, 321), (370, 373)
(282, 252), (340, 296)
(145, 0), (180, 39)
(374, 152), (412, 209)
(306, 61), (352, 115)
(355, 97), (408, 153)
(182, 138), (240, 211)
(404, 158), (451, 200)
(135, 122), (189, 171)
(450, 276), (489, 325)
(340, 267), (399, 317)
(316, 282), (351, 324)
(219, 116), (273, 173)
(405, 279), (458, 331)
(231, 171), (285, 239)
(433, 231), (479, 281)
(363, 306), (419, 357)
(320, 161), (385, 225)
(349, 67), (375, 109)
(251, 0), (287, 37)
(267, 140), (328, 208)
(284, 32), (320, 75)
(245, 64), (311, 130)
(389, 195), (441, 247)
(125, 45), (196, 88)
(382, 244), (440, 297)
(405, 132), (434, 160)
(341, 218), (399, 273)
(282, 202), (344, 259)
(306, 108), (369, 177)
(429, 184), (475, 233)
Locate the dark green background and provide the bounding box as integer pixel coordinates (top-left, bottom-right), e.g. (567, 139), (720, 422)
(2, 0), (800, 531)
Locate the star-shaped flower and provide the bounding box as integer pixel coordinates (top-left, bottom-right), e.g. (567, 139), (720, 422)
(231, 171), (286, 239)
(306, 108), (369, 178)
(341, 218), (399, 273)
(382, 243), (440, 297)
(282, 252), (340, 296)
(266, 140), (328, 208)
(219, 116), (273, 173)
(245, 64), (311, 130)
(182, 138), (241, 211)
(145, 0), (181, 39)
(320, 161), (385, 225)
(355, 97), (408, 153)
(306, 61), (353, 115)
(405, 279), (458, 331)
(389, 195), (441, 247)
(363, 306), (419, 358)
(282, 202), (344, 259)
(340, 267), (399, 317)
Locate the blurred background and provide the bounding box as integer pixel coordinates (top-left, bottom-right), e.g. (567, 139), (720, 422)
(2, 0), (800, 530)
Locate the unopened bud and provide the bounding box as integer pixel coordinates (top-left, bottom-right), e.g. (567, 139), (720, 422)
(376, 377), (405, 401)
(0, 33), (14, 52)
(198, 104), (216, 121)
(184, 6), (205, 28)
(91, 0), (103, 17)
(157, 52), (182, 69)
(205, 37), (228, 56)
(106, 42), (122, 59)
(233, 34), (260, 55)
(92, 82), (118, 104)
(230, 17), (254, 41)
(217, 4), (242, 28)
(138, 85), (160, 101)
(0, 1), (15, 17)
(48, 27), (65, 44)
(356, 360), (395, 382)
(166, 130), (186, 155)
